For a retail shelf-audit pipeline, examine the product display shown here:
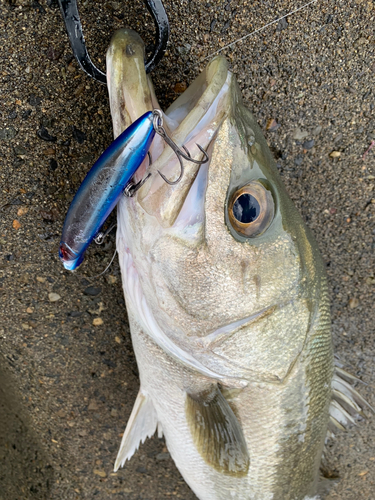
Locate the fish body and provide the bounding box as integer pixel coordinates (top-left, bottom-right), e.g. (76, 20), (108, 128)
(59, 111), (155, 270)
(106, 29), (366, 500)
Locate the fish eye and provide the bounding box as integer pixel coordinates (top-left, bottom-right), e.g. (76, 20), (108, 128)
(228, 181), (275, 237)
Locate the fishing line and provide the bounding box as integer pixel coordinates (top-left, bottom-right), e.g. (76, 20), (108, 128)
(200, 0), (318, 62)
(89, 248), (118, 279)
(74, 248), (118, 280)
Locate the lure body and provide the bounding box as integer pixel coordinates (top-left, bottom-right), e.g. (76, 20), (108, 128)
(59, 111), (155, 270)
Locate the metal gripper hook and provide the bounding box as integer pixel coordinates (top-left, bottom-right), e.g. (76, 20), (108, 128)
(57, 0), (170, 82)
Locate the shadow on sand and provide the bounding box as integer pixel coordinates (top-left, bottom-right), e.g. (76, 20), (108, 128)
(0, 357), (53, 500)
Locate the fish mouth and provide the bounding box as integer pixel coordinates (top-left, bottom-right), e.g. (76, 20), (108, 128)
(106, 28), (233, 228)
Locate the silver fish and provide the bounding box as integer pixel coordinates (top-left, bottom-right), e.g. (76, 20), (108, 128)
(106, 29), (370, 500)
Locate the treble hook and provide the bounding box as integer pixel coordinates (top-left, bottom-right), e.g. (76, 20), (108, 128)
(152, 110), (209, 186)
(123, 152), (153, 197)
(57, 0), (170, 83)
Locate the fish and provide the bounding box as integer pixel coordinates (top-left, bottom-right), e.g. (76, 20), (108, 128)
(106, 28), (371, 500)
(59, 111), (155, 270)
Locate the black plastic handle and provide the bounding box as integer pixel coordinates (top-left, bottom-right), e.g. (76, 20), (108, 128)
(57, 0), (170, 83)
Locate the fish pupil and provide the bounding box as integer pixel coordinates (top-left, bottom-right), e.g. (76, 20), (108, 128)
(233, 194), (260, 223)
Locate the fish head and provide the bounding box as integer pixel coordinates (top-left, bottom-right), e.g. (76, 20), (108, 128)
(108, 29), (326, 383)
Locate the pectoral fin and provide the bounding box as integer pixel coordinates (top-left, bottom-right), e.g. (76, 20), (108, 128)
(114, 391), (158, 471)
(185, 385), (249, 476)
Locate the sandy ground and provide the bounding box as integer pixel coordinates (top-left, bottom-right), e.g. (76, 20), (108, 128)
(0, 0), (374, 498)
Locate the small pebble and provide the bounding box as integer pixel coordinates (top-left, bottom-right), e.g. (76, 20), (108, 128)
(22, 109), (32, 120)
(115, 336), (121, 344)
(74, 83), (85, 98)
(43, 148), (56, 156)
(67, 62), (76, 73)
(40, 208), (59, 221)
(110, 408), (118, 417)
(93, 469), (107, 478)
(355, 37), (368, 47)
(156, 452), (171, 461)
(313, 125), (322, 135)
(68, 311), (83, 317)
(333, 133), (343, 143)
(294, 156), (303, 166)
(49, 158), (58, 171)
(302, 139), (314, 150)
(174, 82), (187, 93)
(277, 17), (288, 31)
(84, 286), (102, 296)
(349, 298), (359, 309)
(293, 128), (308, 140)
(0, 127), (17, 141)
(88, 400), (99, 411)
(329, 151), (341, 158)
(266, 119), (280, 131)
(93, 317), (103, 326)
(177, 43), (191, 55)
(72, 126), (86, 144)
(48, 292), (61, 302)
(136, 467), (147, 474)
(37, 126), (57, 142)
(12, 219), (21, 230)
(14, 145), (27, 156)
(26, 307), (34, 314)
(106, 275), (117, 285)
(37, 276), (46, 283)
(29, 94), (42, 106)
(46, 46), (63, 61)
(17, 207), (28, 216)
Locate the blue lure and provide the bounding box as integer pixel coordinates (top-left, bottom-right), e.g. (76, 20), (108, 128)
(59, 111), (155, 271)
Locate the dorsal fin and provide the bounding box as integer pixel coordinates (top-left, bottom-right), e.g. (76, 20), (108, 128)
(185, 384), (249, 476)
(114, 391), (158, 471)
(328, 362), (374, 435)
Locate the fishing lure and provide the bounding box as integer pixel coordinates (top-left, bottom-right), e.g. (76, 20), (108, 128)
(59, 111), (155, 271)
(59, 108), (208, 271)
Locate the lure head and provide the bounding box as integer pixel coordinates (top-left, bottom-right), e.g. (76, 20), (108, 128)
(59, 241), (85, 271)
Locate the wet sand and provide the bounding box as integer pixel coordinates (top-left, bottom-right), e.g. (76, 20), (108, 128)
(0, 0), (374, 498)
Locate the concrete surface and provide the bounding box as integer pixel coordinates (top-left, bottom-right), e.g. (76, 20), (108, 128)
(0, 0), (374, 498)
